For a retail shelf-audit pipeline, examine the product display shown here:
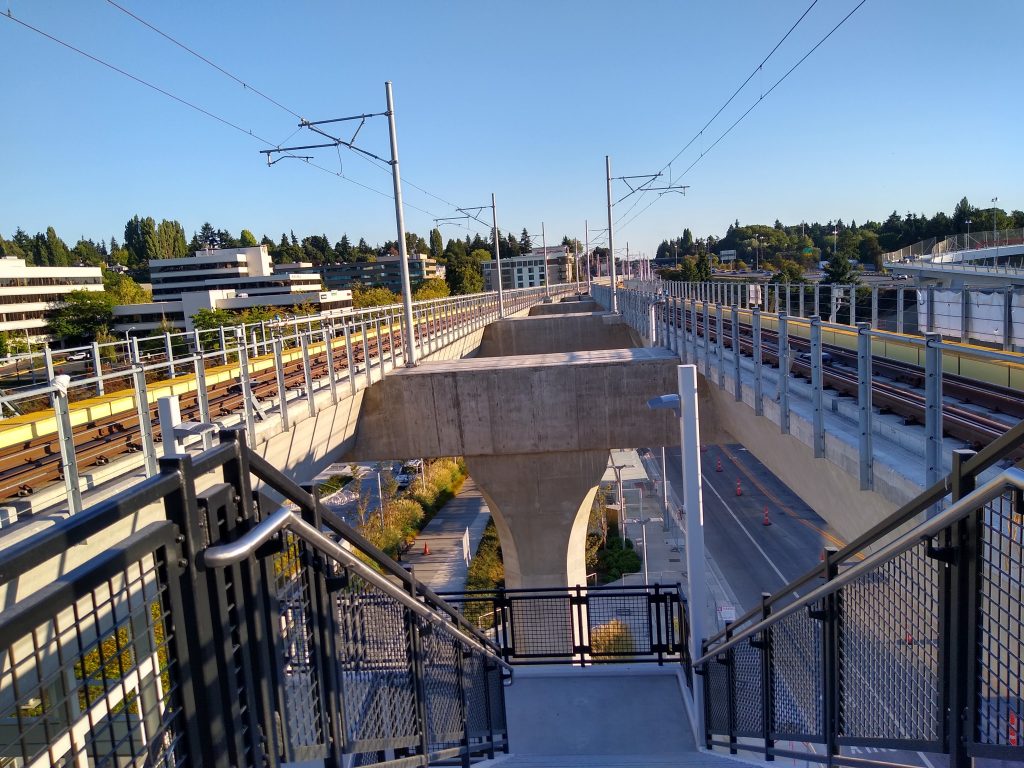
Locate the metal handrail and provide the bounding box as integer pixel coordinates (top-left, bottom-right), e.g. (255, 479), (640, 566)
(204, 506), (514, 673)
(696, 465), (1024, 665)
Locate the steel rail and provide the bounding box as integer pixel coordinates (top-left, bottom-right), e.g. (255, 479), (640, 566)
(696, 465), (1024, 664)
(203, 506), (513, 672)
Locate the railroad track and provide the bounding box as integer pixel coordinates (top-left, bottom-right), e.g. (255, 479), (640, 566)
(0, 322), (421, 507)
(675, 313), (1024, 453)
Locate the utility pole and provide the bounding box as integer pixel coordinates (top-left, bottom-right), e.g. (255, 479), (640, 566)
(585, 220), (591, 292)
(259, 81), (417, 365)
(606, 155), (618, 313)
(492, 193), (505, 317)
(574, 241), (580, 293)
(541, 222), (549, 297)
(385, 82), (416, 367)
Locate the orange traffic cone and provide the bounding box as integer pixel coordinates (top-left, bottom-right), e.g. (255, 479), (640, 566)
(905, 631), (913, 646)
(715, 458), (723, 473)
(762, 506), (772, 526)
(735, 479), (742, 496)
(423, 543), (431, 555)
(1010, 711), (1019, 747)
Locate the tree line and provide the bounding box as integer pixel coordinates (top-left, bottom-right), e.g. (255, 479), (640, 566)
(656, 196), (1024, 283)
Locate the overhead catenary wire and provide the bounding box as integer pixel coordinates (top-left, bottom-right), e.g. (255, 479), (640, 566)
(1, 9), (446, 223)
(101, 0), (467, 216)
(617, 0), (868, 233)
(613, 0), (824, 227)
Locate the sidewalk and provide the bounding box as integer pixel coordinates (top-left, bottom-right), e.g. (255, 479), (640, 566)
(401, 476), (492, 593)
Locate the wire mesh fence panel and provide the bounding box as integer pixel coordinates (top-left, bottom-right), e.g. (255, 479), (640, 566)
(769, 608), (823, 740)
(705, 657), (732, 737)
(587, 593), (652, 659)
(270, 532), (328, 761)
(507, 596), (574, 659)
(837, 540), (942, 745)
(333, 568), (419, 759)
(974, 491), (1024, 752)
(0, 534), (191, 767)
(462, 651), (490, 741)
(420, 616), (465, 753)
(733, 641), (764, 738)
(486, 661), (507, 737)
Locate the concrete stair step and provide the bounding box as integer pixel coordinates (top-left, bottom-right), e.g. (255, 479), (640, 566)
(480, 754), (750, 767)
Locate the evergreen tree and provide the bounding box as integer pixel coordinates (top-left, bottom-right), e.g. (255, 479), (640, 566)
(429, 228), (443, 259)
(519, 228), (532, 253)
(239, 229), (258, 247)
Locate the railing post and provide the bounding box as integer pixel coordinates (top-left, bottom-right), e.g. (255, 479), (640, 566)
(731, 305), (741, 402)
(814, 283), (820, 318)
(343, 324), (357, 396)
(703, 301), (711, 380)
(778, 313), (790, 434)
(46, 366), (83, 515)
(299, 331), (316, 418)
(758, 592), (775, 761)
(924, 332), (943, 492)
(942, 448), (978, 768)
(752, 307), (763, 416)
(724, 621), (738, 754)
(323, 327), (339, 404)
(849, 284), (857, 326)
(927, 285), (936, 333)
(374, 318), (384, 377)
(91, 341), (104, 396)
(131, 338), (158, 476)
(857, 322), (874, 490)
(272, 336), (290, 431)
(810, 316), (824, 458)
(897, 286), (905, 334)
(192, 334), (213, 450)
(716, 304), (725, 388)
(1003, 286), (1013, 351)
(219, 325), (228, 365)
(799, 286), (805, 318)
(819, 546), (840, 765)
(871, 286), (879, 328)
(237, 328), (259, 440)
(164, 330), (175, 378)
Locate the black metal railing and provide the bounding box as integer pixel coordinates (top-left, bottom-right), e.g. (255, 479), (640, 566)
(0, 429), (510, 768)
(698, 429), (1024, 768)
(440, 584), (691, 667)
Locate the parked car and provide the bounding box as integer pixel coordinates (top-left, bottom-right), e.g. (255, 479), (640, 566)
(66, 351), (89, 362)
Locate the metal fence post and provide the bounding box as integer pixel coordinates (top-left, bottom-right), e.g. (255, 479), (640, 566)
(192, 336), (213, 450)
(361, 320), (372, 389)
(814, 283), (820, 318)
(300, 332), (316, 418)
(219, 325), (228, 365)
(810, 316), (824, 458)
(131, 338), (158, 476)
(927, 285), (936, 334)
(236, 328), (259, 440)
(273, 337), (290, 432)
(849, 284), (857, 326)
(819, 547), (840, 764)
(703, 301), (711, 380)
(91, 341), (104, 396)
(731, 305), (741, 402)
(47, 368), (83, 515)
(942, 448), (979, 768)
(960, 288), (970, 343)
(164, 330), (175, 378)
(799, 286), (805, 319)
(755, 592), (775, 761)
(924, 332), (943, 492)
(752, 307), (763, 416)
(871, 287), (879, 328)
(896, 287), (905, 334)
(778, 313), (790, 434)
(343, 324), (357, 397)
(324, 326), (339, 404)
(856, 323), (874, 490)
(1003, 287), (1013, 351)
(716, 305), (725, 388)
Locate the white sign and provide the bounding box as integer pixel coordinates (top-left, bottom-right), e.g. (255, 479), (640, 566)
(719, 249), (737, 262)
(462, 527), (471, 565)
(716, 604), (737, 622)
(747, 285), (763, 306)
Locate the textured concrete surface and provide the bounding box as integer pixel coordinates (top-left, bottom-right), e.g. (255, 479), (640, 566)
(350, 348), (681, 461)
(479, 314), (640, 357)
(528, 299), (600, 316)
(504, 667), (694, 756)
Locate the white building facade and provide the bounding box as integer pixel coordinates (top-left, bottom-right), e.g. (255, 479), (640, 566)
(0, 257), (104, 342)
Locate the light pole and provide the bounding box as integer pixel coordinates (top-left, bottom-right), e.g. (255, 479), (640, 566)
(992, 197), (999, 263)
(965, 218), (972, 250)
(608, 461), (634, 543)
(541, 222), (550, 297)
(625, 516), (664, 584)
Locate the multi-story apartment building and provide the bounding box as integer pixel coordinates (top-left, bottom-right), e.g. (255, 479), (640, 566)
(0, 257), (104, 342)
(481, 246), (571, 291)
(320, 253), (440, 293)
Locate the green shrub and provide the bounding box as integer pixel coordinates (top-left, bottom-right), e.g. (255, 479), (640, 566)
(590, 619), (634, 655)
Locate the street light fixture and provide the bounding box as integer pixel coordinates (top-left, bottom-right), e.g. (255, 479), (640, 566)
(622, 515), (664, 584)
(608, 461), (634, 543)
(965, 219), (972, 249)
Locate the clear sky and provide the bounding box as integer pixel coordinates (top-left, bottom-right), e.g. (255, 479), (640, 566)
(2, 0), (1021, 259)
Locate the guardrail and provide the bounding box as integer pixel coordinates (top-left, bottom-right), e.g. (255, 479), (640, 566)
(439, 584), (691, 667)
(697, 456), (1024, 767)
(0, 428), (511, 767)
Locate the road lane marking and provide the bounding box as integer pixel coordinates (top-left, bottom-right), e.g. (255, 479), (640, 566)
(702, 472), (795, 592)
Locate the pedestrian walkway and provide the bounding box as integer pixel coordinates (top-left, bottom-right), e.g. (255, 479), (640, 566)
(401, 476), (491, 593)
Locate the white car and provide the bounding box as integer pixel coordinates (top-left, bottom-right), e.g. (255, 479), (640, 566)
(66, 351), (89, 362)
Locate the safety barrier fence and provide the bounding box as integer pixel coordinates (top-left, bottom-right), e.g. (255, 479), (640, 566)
(0, 285), (574, 521)
(885, 227), (1024, 263)
(595, 281), (1024, 491)
(697, 447), (1024, 768)
(0, 429), (511, 767)
(439, 584), (691, 667)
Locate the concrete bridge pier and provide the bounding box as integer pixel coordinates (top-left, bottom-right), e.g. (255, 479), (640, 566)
(465, 449), (608, 589)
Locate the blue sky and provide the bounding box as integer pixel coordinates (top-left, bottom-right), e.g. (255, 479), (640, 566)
(2, 1), (1021, 259)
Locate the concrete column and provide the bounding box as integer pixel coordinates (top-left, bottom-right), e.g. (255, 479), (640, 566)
(715, 304), (725, 389)
(465, 450), (608, 589)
